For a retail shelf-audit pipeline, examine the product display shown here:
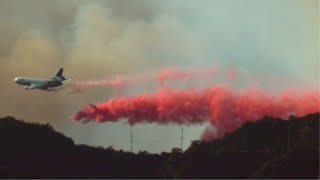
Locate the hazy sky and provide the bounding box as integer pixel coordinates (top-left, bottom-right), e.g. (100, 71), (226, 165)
(0, 0), (318, 153)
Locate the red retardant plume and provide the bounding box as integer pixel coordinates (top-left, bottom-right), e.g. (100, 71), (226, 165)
(71, 86), (319, 140)
(71, 65), (217, 89)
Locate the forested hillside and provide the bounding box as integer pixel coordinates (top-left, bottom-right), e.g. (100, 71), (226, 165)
(0, 113), (318, 178)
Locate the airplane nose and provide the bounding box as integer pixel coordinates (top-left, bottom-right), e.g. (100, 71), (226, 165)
(14, 77), (18, 82)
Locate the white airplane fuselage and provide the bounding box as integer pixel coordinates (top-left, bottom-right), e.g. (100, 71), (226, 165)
(14, 77), (62, 90)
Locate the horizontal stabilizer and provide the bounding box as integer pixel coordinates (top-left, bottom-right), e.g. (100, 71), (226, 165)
(63, 77), (72, 82)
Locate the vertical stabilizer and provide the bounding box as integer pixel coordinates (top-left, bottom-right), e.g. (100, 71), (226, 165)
(56, 68), (63, 77)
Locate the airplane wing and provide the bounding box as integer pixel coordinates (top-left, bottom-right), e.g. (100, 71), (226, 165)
(26, 82), (48, 90)
(26, 83), (42, 90)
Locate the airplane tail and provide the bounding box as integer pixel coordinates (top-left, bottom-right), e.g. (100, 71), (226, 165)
(52, 68), (72, 82)
(56, 68), (64, 77)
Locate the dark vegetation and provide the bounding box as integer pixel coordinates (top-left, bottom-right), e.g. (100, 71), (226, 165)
(0, 113), (318, 178)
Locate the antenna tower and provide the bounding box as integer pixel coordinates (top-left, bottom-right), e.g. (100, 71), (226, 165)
(180, 127), (184, 150)
(130, 129), (133, 152)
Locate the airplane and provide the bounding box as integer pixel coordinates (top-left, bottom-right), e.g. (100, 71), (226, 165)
(14, 68), (72, 90)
